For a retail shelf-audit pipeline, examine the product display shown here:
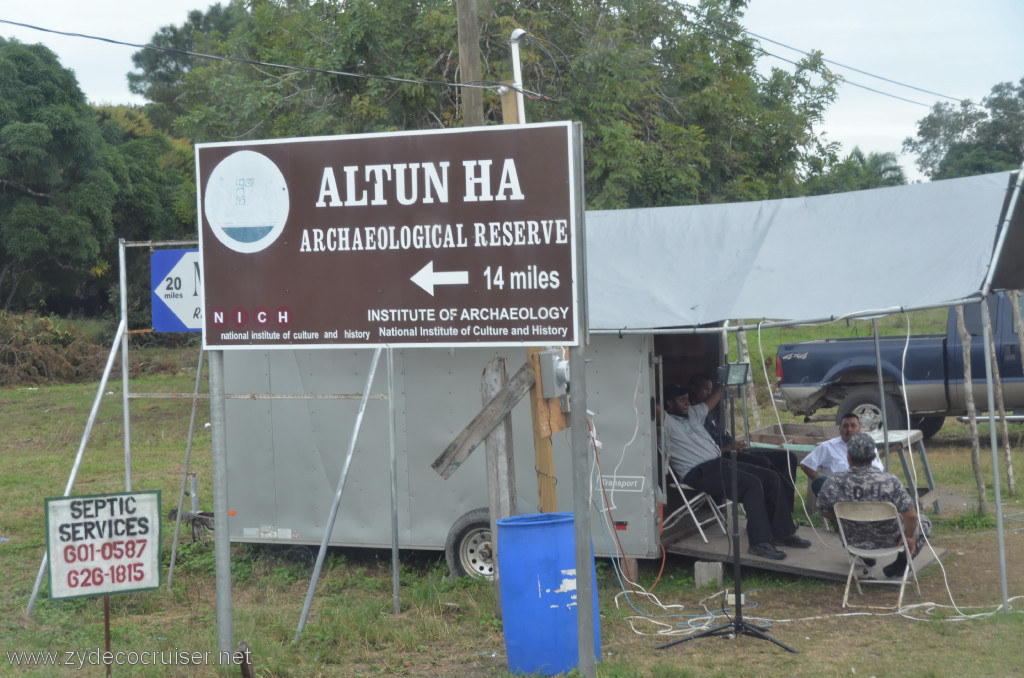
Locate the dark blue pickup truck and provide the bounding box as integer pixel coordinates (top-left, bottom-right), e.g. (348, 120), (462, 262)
(774, 292), (1024, 439)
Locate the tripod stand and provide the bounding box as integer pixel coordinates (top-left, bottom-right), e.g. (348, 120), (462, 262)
(657, 364), (796, 653)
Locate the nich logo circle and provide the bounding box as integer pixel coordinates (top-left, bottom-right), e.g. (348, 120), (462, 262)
(204, 150), (289, 253)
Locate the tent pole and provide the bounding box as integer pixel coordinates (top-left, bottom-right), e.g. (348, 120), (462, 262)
(388, 348), (401, 616)
(167, 348), (206, 589)
(25, 319), (127, 615)
(871, 319), (892, 469)
(980, 298), (1010, 611)
(209, 350), (233, 658)
(982, 165), (1024, 293)
(119, 239), (133, 492)
(295, 348), (382, 643)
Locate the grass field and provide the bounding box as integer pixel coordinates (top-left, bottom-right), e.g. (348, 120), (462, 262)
(2, 326), (1023, 677)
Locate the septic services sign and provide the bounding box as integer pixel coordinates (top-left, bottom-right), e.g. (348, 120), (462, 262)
(196, 122), (580, 349)
(46, 491), (161, 600)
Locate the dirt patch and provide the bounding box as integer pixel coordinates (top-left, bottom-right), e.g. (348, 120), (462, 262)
(925, 486), (985, 515)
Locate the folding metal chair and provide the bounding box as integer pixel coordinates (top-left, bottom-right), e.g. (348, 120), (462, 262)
(663, 464), (729, 543)
(833, 501), (921, 610)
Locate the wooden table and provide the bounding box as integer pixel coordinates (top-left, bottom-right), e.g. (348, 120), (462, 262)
(868, 428), (939, 512)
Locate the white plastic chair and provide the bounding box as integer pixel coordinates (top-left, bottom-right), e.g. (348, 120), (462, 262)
(833, 501), (920, 609)
(663, 464), (729, 543)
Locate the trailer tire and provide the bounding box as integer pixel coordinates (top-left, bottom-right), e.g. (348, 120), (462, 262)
(911, 416), (945, 440)
(445, 508), (495, 581)
(836, 387), (907, 431)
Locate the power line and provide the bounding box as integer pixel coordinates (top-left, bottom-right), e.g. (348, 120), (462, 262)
(726, 33), (935, 109)
(742, 29), (963, 104)
(756, 49), (936, 108)
(667, 2), (969, 110)
(1, 13), (964, 112)
(0, 18), (534, 98)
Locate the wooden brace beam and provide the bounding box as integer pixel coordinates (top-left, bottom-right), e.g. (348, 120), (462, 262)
(431, 361), (535, 479)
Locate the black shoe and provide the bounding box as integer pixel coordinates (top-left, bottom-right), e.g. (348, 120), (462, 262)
(857, 557), (877, 568)
(883, 554), (908, 578)
(749, 542), (787, 560)
(774, 534), (812, 549)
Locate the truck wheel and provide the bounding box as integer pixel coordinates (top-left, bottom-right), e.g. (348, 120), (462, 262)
(836, 387), (907, 431)
(911, 416), (945, 440)
(445, 508), (495, 581)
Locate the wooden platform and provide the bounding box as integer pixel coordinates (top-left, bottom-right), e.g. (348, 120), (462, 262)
(662, 519), (945, 582)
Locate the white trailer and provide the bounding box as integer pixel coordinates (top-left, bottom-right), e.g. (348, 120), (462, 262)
(222, 331), (723, 576)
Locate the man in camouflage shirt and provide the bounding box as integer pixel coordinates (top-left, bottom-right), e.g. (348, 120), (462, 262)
(816, 432), (930, 577)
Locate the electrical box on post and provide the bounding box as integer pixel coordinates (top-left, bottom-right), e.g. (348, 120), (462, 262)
(539, 349), (570, 399)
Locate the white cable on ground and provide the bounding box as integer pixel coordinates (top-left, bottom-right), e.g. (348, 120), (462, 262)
(599, 320), (1019, 641)
(587, 406), (744, 638)
(620, 591), (1024, 638)
(894, 313), (974, 618)
(590, 418), (700, 633)
(597, 351), (644, 513)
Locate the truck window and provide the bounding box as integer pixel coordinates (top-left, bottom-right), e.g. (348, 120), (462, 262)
(963, 303), (983, 336)
(961, 296), (999, 336)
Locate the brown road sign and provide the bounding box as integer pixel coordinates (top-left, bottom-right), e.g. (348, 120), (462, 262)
(197, 122), (581, 349)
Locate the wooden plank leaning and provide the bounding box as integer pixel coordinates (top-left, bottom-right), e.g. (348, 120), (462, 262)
(431, 361), (535, 479)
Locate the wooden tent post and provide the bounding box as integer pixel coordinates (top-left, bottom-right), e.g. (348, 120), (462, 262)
(527, 348), (559, 511)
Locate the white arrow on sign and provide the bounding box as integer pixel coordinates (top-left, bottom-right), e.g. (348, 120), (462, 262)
(155, 251), (203, 330)
(410, 260), (468, 296)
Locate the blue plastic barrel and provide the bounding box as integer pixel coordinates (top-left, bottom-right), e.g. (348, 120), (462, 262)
(496, 512), (600, 676)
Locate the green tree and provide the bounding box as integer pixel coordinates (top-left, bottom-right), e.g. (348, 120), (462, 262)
(170, 0), (465, 140)
(128, 2), (250, 133)
(903, 77), (1024, 180)
(138, 0), (838, 208)
(804, 147), (906, 196)
(0, 38), (119, 312)
(94, 106), (197, 324)
(96, 107), (195, 243)
(517, 1), (839, 205)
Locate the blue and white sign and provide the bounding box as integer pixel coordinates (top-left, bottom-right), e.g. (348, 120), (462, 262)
(151, 249), (203, 332)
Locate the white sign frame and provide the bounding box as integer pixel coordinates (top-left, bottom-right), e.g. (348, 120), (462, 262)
(46, 491), (162, 600)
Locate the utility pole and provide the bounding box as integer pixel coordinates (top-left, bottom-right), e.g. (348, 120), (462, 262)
(499, 31), (559, 512)
(456, 0), (484, 127)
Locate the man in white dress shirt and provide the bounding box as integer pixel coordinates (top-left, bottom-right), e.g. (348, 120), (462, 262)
(800, 412), (883, 496)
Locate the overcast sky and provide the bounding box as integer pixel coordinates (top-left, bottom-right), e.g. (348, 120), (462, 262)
(742, 1), (1024, 181)
(1, 1), (1021, 182)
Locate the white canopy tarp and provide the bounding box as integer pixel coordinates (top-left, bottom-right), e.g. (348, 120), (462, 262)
(585, 170), (1021, 330)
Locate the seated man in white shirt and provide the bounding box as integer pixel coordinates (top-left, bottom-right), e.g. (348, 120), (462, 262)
(800, 412), (883, 496)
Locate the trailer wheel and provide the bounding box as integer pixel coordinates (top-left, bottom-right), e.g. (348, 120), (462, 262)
(836, 387), (907, 431)
(911, 416), (945, 440)
(445, 508), (495, 581)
